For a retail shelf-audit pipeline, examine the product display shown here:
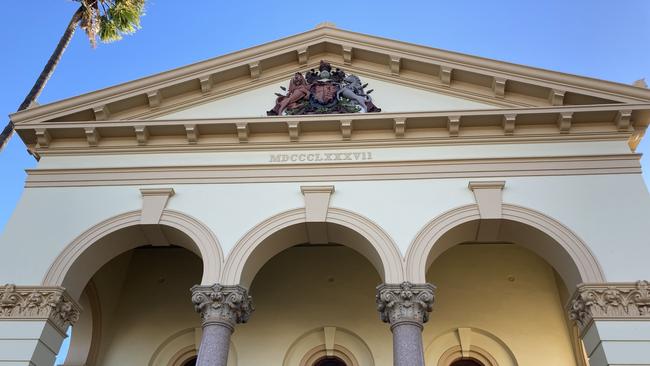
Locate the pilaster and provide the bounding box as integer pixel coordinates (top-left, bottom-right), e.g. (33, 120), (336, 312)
(0, 284), (81, 366)
(568, 281), (650, 366)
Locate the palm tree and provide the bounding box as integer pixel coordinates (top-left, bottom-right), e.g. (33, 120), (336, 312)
(0, 0), (146, 153)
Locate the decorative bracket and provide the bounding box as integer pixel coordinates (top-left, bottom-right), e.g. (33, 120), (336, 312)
(146, 90), (162, 108)
(492, 77), (507, 98)
(448, 115), (461, 137)
(389, 56), (401, 75)
(616, 110), (632, 131)
(199, 75), (213, 93)
(393, 117), (406, 138)
(185, 124), (199, 144)
(249, 62), (260, 80)
(93, 105), (110, 121)
(502, 114), (516, 135)
(341, 119), (352, 141)
(84, 127), (100, 147)
(35, 128), (51, 148)
(440, 66), (452, 86)
(297, 47), (309, 65)
(288, 121), (300, 142)
(342, 46), (353, 65)
(557, 112), (573, 134)
(135, 125), (149, 146)
(236, 122), (249, 143)
(548, 89), (566, 106)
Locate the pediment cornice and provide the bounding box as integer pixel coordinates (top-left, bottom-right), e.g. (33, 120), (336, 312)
(11, 25), (650, 128)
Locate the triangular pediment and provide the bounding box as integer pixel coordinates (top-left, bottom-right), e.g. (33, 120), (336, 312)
(11, 24), (650, 127)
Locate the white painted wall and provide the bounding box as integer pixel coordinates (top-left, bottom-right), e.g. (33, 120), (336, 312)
(156, 76), (495, 120)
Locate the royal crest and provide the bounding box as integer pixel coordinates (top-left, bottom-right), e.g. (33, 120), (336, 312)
(267, 60), (381, 116)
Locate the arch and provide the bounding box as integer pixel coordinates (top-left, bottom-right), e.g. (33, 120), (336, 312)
(405, 204), (605, 289)
(425, 327), (517, 366)
(43, 209), (223, 300)
(148, 328), (237, 366)
(283, 327), (373, 366)
(222, 208), (403, 287)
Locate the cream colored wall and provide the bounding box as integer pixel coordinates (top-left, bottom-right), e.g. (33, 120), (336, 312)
(2, 164), (649, 286)
(424, 244), (576, 366)
(88, 244), (576, 366)
(93, 247), (202, 366)
(155, 76), (495, 120)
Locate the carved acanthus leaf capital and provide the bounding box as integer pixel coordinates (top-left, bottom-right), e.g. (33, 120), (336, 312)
(191, 284), (254, 327)
(0, 284), (82, 333)
(376, 282), (436, 327)
(568, 281), (650, 332)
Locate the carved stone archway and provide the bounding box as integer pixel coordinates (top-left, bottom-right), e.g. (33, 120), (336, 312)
(222, 207), (404, 287)
(43, 209), (223, 300)
(405, 204), (605, 289)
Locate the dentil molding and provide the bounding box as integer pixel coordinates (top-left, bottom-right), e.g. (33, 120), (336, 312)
(376, 282), (436, 328)
(568, 281), (650, 332)
(190, 284), (254, 329)
(0, 284), (82, 334)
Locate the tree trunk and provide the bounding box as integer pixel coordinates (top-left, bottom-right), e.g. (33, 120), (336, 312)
(0, 6), (84, 152)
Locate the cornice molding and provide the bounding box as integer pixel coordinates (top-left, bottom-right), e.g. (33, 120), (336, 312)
(568, 281), (650, 333)
(10, 25), (650, 128)
(23, 154), (641, 188)
(13, 105), (647, 155)
(0, 284), (82, 334)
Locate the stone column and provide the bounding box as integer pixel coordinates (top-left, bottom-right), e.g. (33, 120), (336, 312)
(568, 281), (650, 366)
(376, 282), (435, 366)
(0, 284), (81, 366)
(191, 284), (253, 366)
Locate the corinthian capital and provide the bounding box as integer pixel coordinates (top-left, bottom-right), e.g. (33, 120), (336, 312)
(191, 284), (254, 327)
(376, 282), (435, 327)
(568, 280), (650, 332)
(0, 284), (82, 334)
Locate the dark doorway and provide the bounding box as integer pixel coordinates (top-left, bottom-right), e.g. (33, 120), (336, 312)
(450, 359), (483, 366)
(183, 356), (197, 366)
(314, 356), (347, 366)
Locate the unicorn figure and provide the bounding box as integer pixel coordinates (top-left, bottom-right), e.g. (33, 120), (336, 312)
(337, 75), (380, 113)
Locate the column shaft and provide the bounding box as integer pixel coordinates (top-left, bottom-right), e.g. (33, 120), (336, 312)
(196, 322), (233, 366)
(392, 322), (425, 366)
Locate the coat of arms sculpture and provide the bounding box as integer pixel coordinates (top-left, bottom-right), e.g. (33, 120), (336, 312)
(267, 60), (381, 116)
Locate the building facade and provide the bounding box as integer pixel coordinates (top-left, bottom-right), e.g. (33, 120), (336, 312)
(2, 24), (650, 366)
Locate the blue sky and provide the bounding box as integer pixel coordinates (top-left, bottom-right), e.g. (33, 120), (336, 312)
(1, 1), (649, 361)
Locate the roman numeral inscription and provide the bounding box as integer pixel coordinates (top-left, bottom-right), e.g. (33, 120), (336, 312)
(269, 151), (373, 163)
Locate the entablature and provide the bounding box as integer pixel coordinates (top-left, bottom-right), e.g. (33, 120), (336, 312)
(14, 104), (650, 156)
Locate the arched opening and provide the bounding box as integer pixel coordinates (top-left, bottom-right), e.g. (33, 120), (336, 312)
(183, 356), (197, 366)
(450, 360), (483, 366)
(231, 219), (384, 365)
(223, 208), (403, 287)
(418, 210), (596, 365)
(47, 210), (221, 365)
(314, 356), (347, 366)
